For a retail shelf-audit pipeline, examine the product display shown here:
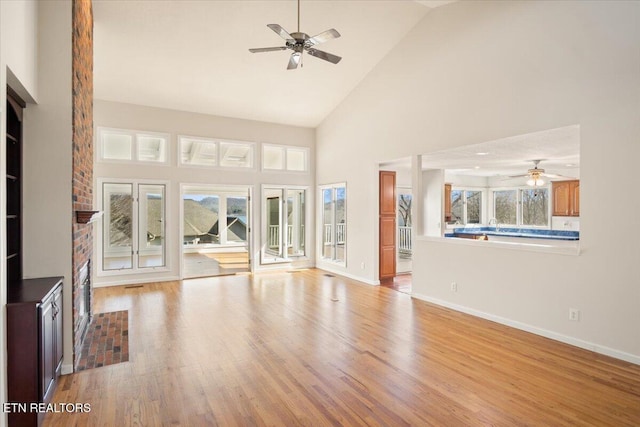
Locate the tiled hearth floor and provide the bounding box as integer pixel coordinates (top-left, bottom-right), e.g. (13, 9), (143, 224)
(76, 310), (129, 371)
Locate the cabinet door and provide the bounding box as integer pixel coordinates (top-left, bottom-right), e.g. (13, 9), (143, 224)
(571, 181), (580, 216)
(552, 181), (570, 216)
(54, 287), (64, 374)
(40, 297), (55, 401)
(444, 184), (452, 222)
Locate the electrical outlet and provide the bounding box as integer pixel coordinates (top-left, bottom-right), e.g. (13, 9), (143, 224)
(360, 262), (365, 270)
(569, 308), (580, 321)
(451, 282), (458, 292)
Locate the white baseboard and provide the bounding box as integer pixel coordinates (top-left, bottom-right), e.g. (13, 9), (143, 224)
(412, 293), (640, 366)
(316, 266), (380, 286)
(94, 275), (181, 288)
(61, 364), (74, 375)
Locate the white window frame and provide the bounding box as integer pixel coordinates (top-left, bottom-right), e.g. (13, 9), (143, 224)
(178, 135), (256, 170)
(449, 187), (485, 226)
(96, 178), (171, 276)
(491, 185), (551, 229)
(97, 127), (170, 165)
(181, 185), (250, 249)
(262, 143), (309, 173)
(319, 183), (347, 267)
(260, 185), (309, 264)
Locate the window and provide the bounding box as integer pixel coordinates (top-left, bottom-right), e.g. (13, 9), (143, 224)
(98, 127), (169, 163)
(320, 184), (346, 265)
(450, 189), (482, 225)
(179, 136), (254, 169)
(182, 187), (248, 247)
(262, 144), (309, 172)
(494, 190), (517, 224)
(521, 188), (549, 226)
(100, 180), (167, 273)
(492, 187), (550, 227)
(398, 190), (412, 259)
(262, 186), (307, 263)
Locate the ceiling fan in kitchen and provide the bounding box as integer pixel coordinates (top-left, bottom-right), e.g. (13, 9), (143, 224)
(248, 0), (342, 70)
(509, 160), (570, 186)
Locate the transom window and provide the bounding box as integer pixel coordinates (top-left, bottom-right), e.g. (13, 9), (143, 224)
(98, 127), (169, 164)
(179, 136), (254, 169)
(262, 144), (309, 172)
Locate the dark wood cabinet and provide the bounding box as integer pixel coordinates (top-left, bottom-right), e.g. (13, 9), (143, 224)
(7, 277), (64, 427)
(552, 180), (580, 216)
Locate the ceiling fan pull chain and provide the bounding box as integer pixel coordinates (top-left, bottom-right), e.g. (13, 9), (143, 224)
(298, 0), (301, 33)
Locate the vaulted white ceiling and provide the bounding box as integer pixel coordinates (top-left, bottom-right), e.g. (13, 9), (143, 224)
(93, 1), (454, 128)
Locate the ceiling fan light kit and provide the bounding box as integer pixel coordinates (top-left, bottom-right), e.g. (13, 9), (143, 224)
(508, 159), (571, 186)
(249, 0), (342, 70)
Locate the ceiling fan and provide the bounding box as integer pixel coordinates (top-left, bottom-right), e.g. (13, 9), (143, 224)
(509, 160), (570, 186)
(249, 0), (342, 70)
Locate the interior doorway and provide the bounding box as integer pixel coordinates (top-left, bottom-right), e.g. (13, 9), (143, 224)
(181, 184), (251, 278)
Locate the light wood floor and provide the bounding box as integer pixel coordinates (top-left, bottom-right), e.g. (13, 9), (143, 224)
(45, 269), (640, 426)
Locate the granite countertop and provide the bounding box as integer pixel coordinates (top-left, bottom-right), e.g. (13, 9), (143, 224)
(449, 227), (580, 241)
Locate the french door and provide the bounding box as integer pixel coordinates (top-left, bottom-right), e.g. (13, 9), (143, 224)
(262, 186), (307, 264)
(320, 184), (346, 265)
(100, 180), (167, 273)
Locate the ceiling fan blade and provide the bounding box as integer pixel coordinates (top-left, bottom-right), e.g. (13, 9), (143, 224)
(307, 28), (341, 46)
(249, 46), (287, 53)
(306, 48), (341, 64)
(507, 174), (528, 178)
(267, 24), (294, 41)
(287, 52), (301, 70)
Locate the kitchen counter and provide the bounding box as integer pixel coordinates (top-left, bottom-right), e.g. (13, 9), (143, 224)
(447, 227), (579, 241)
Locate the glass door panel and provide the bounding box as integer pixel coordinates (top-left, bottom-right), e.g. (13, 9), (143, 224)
(335, 187), (346, 263)
(322, 188), (333, 259)
(103, 183), (133, 270)
(138, 184), (166, 268)
(287, 189), (305, 257)
(265, 190), (282, 258)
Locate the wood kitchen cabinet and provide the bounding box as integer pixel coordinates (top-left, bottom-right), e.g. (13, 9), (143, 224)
(444, 183), (452, 222)
(552, 180), (580, 216)
(7, 277), (64, 427)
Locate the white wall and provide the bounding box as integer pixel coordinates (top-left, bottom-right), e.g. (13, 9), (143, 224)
(22, 0), (74, 375)
(316, 1), (640, 362)
(1, 2), (42, 422)
(1, 0), (73, 420)
(94, 100), (315, 286)
(1, 0), (38, 103)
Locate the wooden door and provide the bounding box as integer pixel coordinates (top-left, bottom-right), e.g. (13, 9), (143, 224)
(379, 171), (396, 281)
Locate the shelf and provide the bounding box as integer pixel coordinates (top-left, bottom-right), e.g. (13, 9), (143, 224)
(7, 215), (18, 219)
(6, 133), (18, 143)
(6, 174), (18, 181)
(7, 253), (18, 260)
(76, 210), (103, 224)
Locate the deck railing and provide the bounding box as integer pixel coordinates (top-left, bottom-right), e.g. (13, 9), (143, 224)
(323, 224), (346, 245)
(399, 226), (412, 256)
(268, 225), (305, 249)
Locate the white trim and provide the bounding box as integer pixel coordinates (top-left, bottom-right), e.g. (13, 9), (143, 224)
(96, 178), (171, 276)
(411, 293), (640, 366)
(316, 266), (380, 286)
(261, 143), (310, 173)
(94, 275), (181, 288)
(97, 126), (171, 165)
(62, 364), (74, 375)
